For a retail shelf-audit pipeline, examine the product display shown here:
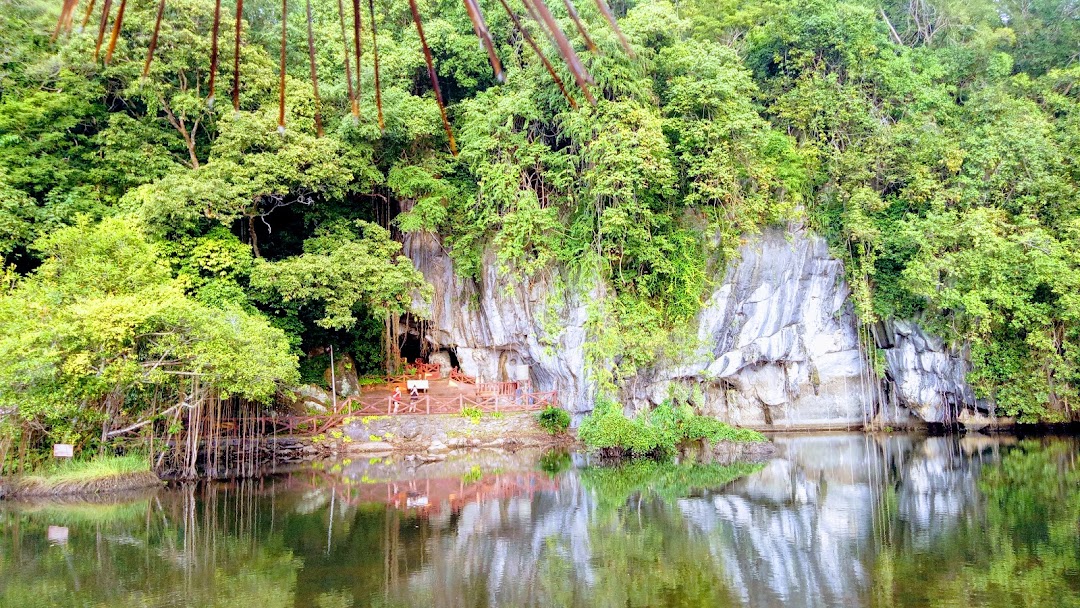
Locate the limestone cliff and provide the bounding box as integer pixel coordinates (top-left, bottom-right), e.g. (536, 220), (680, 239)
(873, 320), (983, 424)
(403, 226), (986, 428)
(625, 227), (878, 428)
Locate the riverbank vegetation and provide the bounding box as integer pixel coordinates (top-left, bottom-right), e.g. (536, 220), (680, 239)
(1, 453), (158, 496)
(537, 405), (572, 435)
(579, 400), (766, 458)
(1, 0), (1079, 468)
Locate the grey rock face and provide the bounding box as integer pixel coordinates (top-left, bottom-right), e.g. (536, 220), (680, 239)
(428, 351), (453, 377)
(326, 352), (361, 399)
(874, 320), (981, 423)
(404, 232), (597, 413)
(403, 227), (981, 427)
(628, 227), (877, 428)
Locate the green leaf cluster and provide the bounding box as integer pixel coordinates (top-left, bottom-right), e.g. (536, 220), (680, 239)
(578, 399), (765, 458)
(536, 405), (571, 435)
(0, 217), (298, 449)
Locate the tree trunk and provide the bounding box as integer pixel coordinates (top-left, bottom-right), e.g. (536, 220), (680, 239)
(249, 215), (261, 258)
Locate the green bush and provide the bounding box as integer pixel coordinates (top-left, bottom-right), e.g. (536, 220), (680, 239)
(536, 406), (571, 435)
(578, 399), (765, 458)
(357, 375), (386, 387)
(681, 413), (767, 443)
(577, 398), (645, 454)
(460, 406), (483, 423)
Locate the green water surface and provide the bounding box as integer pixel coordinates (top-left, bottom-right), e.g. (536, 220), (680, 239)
(1, 434), (1077, 607)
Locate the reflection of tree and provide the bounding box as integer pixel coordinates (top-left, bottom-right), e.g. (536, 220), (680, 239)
(873, 439), (1080, 608)
(579, 460), (766, 513)
(540, 497), (743, 607)
(0, 482), (301, 607)
(530, 461), (763, 608)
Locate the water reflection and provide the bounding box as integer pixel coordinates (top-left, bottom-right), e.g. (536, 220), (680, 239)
(1, 435), (1077, 608)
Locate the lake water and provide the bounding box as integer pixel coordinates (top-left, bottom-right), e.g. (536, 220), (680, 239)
(1, 433), (1078, 607)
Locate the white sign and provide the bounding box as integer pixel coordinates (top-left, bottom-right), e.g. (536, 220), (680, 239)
(52, 444), (73, 458)
(407, 380), (429, 391)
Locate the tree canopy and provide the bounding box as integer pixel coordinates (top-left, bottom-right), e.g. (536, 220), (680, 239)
(1, 0), (1079, 458)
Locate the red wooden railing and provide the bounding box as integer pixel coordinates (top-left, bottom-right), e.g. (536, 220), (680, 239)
(414, 361), (442, 375)
(477, 381), (519, 395)
(449, 368), (476, 384)
(213, 390), (558, 436)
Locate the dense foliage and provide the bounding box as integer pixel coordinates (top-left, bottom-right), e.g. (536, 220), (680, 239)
(537, 405), (571, 434)
(1, 0), (1079, 461)
(0, 216), (297, 463)
(578, 399), (766, 457)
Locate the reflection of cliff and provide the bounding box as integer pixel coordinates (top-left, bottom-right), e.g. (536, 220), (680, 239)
(7, 435), (1064, 608)
(893, 437), (987, 549)
(401, 477), (598, 608)
(678, 435), (896, 607)
(376, 435), (1003, 608)
(676, 435), (995, 608)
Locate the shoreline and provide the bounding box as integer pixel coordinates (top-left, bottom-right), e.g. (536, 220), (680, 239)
(0, 470), (162, 499)
(7, 419), (1075, 498)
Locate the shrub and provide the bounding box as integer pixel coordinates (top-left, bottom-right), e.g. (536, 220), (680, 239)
(681, 414), (766, 443)
(536, 406), (571, 435)
(460, 406), (483, 423)
(578, 399), (765, 458)
(577, 399), (642, 456)
(298, 354), (331, 389)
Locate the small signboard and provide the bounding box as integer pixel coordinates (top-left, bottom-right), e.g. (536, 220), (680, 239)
(52, 444), (74, 458)
(407, 379), (429, 391)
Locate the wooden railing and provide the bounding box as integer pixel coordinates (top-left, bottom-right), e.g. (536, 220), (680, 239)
(477, 381), (519, 396)
(384, 363), (442, 385)
(449, 368), (476, 384)
(346, 391), (556, 415)
(414, 361), (442, 375)
(213, 391), (558, 436)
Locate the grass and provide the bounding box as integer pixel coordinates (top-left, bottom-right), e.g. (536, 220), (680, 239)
(3, 454), (160, 497)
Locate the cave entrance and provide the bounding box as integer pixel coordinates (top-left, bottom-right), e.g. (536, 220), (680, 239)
(397, 322), (424, 365)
